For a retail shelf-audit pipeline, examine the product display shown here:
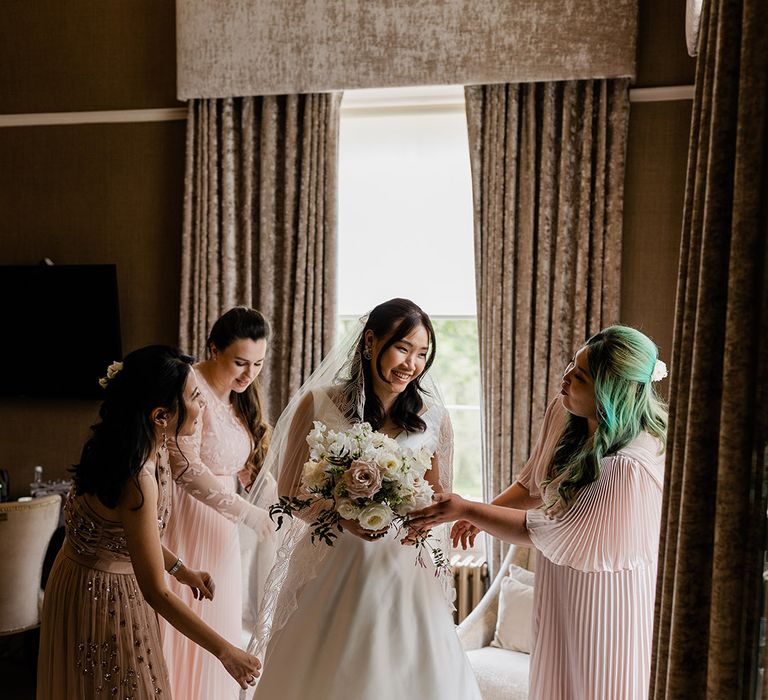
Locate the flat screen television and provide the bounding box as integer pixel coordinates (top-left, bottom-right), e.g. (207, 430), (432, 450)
(0, 264), (122, 399)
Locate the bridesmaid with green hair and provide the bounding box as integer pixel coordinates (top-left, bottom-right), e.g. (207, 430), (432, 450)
(409, 325), (669, 700)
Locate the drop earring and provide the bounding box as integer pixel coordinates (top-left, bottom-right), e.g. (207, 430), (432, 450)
(363, 346), (372, 360)
(162, 429), (168, 451)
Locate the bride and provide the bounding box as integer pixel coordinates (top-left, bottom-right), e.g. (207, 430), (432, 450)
(241, 298), (481, 699)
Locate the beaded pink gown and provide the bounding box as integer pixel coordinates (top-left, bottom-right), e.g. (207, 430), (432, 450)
(517, 396), (665, 700)
(160, 371), (272, 700)
(37, 461), (173, 699)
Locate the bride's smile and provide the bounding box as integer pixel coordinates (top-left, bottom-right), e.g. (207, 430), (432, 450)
(366, 324), (430, 399)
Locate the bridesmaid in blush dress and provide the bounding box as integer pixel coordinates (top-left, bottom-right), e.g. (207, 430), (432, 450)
(37, 346), (260, 699)
(410, 325), (668, 700)
(160, 308), (274, 700)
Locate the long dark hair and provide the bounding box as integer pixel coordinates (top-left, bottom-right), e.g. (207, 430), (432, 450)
(73, 345), (194, 509)
(343, 298), (436, 433)
(207, 306), (271, 481)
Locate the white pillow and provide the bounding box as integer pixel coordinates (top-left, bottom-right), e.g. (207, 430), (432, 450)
(490, 569), (534, 653)
(507, 563), (535, 587)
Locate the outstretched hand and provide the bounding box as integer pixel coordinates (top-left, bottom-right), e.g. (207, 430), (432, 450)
(218, 643), (261, 690)
(406, 492), (470, 533)
(173, 565), (215, 601)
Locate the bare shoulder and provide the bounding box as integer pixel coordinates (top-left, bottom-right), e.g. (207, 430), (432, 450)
(118, 464), (158, 512)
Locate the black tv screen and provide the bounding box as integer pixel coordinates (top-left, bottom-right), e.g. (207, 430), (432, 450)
(0, 264), (122, 399)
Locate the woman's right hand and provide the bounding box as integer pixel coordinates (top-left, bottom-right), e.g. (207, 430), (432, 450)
(451, 519), (480, 550)
(338, 518), (388, 542)
(218, 643), (261, 690)
(243, 503), (274, 541)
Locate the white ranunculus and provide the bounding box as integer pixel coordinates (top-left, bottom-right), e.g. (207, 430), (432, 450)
(396, 477), (434, 515)
(301, 460), (328, 492)
(412, 479), (434, 510)
(358, 502), (394, 531)
(336, 497), (361, 520)
(413, 447), (433, 473)
(377, 452), (402, 480)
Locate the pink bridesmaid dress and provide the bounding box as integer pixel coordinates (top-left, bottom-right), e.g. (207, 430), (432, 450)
(37, 461), (172, 699)
(160, 371), (261, 700)
(517, 396), (665, 700)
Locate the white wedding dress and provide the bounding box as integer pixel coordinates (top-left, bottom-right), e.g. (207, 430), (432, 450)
(251, 390), (481, 700)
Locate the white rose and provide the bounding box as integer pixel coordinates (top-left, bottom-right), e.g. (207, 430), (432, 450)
(358, 503), (394, 531)
(301, 460), (328, 492)
(336, 497), (361, 520)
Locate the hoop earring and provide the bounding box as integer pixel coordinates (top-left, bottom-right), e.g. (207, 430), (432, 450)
(363, 346), (372, 361)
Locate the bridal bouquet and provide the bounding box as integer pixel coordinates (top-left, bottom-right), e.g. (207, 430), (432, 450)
(269, 421), (447, 572)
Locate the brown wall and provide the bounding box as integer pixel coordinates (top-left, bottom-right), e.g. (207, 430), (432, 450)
(0, 2), (184, 496)
(0, 0), (695, 496)
(621, 0), (696, 389)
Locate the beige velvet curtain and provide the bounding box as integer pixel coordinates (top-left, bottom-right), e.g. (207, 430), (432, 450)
(179, 93), (341, 421)
(650, 0), (768, 696)
(465, 80), (629, 573)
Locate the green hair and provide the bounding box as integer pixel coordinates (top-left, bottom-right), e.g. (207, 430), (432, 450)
(545, 325), (668, 512)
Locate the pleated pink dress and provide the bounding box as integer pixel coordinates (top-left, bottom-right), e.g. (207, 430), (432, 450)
(517, 397), (665, 700)
(160, 371), (257, 700)
(37, 463), (173, 699)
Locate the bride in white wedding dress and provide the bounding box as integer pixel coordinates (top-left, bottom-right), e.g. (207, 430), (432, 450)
(241, 298), (481, 699)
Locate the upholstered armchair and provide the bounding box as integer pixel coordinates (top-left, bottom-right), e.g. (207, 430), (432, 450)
(0, 495), (61, 635)
(457, 544), (537, 700)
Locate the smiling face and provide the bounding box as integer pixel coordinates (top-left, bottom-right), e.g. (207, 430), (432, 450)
(560, 345), (597, 423)
(210, 338), (268, 394)
(163, 368), (205, 438)
(365, 323), (430, 400)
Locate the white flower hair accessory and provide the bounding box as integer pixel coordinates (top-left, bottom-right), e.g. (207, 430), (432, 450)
(98, 361), (124, 389)
(651, 359), (668, 382)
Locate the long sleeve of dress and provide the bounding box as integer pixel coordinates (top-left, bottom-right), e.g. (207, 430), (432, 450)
(168, 422), (267, 531)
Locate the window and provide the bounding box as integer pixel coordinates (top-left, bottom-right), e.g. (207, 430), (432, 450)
(337, 86), (482, 499)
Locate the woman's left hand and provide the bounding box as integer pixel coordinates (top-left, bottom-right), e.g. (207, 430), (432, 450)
(174, 566), (215, 601)
(406, 492), (470, 533)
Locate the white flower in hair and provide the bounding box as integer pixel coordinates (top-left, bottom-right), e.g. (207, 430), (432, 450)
(651, 359), (668, 382)
(98, 360), (124, 388)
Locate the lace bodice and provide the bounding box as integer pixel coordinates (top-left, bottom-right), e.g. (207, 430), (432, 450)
(168, 369), (264, 527)
(64, 458), (172, 561)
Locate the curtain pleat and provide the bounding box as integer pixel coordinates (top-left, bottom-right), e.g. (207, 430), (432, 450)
(466, 79), (629, 574)
(179, 93), (341, 421)
(650, 0), (768, 696)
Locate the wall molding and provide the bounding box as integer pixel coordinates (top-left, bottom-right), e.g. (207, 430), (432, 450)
(629, 85), (695, 102)
(0, 107), (187, 128)
(0, 85), (694, 128)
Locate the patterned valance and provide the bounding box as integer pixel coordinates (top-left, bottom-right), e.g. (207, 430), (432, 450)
(176, 1), (637, 99)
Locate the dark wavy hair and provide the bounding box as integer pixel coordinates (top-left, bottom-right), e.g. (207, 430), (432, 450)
(343, 298), (436, 433)
(207, 306), (272, 481)
(72, 345), (194, 509)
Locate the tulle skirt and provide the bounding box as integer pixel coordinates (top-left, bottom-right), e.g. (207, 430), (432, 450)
(253, 529), (481, 700)
(37, 544), (170, 699)
(160, 483), (244, 700)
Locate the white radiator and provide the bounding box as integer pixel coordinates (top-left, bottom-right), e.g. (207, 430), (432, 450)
(451, 554), (489, 624)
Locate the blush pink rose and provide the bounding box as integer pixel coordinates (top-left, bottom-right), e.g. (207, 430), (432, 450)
(343, 460), (383, 499)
